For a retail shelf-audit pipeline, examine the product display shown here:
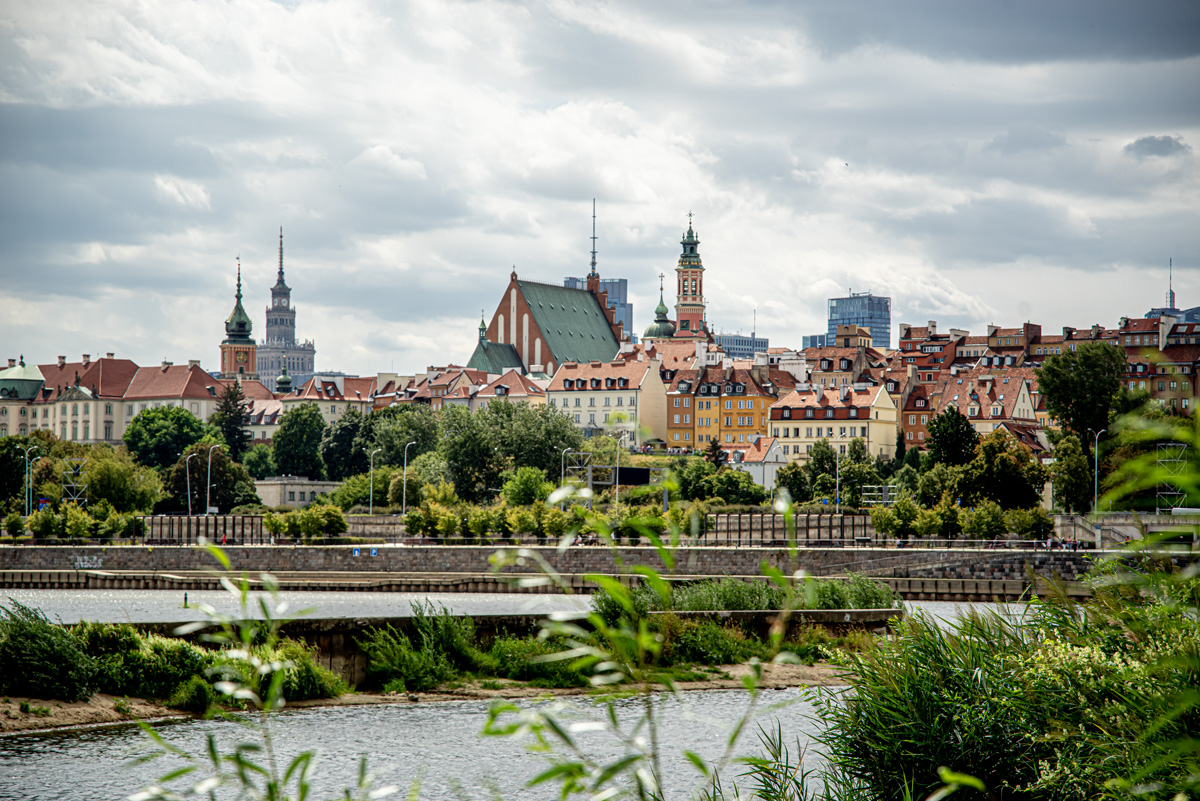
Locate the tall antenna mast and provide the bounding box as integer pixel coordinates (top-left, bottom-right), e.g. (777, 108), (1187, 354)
(589, 198), (598, 275)
(752, 309), (757, 340)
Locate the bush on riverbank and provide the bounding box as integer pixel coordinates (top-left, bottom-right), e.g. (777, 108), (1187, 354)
(591, 575), (898, 627)
(815, 557), (1200, 799)
(0, 611), (344, 706)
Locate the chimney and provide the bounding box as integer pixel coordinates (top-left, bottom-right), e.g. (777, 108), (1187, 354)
(81, 354), (91, 366)
(1091, 324), (1102, 338)
(161, 360), (173, 371)
(928, 321), (937, 336)
(1062, 326), (1076, 338)
(6, 359), (14, 368)
(188, 359), (201, 369)
(987, 324), (999, 337)
(57, 356), (66, 367)
(106, 352), (114, 359)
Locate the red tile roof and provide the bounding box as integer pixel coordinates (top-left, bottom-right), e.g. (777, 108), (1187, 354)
(477, 370), (545, 399)
(125, 364), (221, 400)
(549, 358), (657, 391)
(36, 358), (139, 402)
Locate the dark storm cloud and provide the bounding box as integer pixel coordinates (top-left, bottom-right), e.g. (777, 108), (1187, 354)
(792, 0), (1200, 63)
(1124, 135), (1192, 158)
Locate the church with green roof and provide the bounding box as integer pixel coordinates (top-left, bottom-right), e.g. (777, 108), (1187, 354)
(468, 267), (627, 376)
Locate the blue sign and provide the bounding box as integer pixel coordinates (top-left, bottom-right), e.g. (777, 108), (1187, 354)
(352, 548), (360, 557)
(822, 499), (828, 505)
(38, 498), (50, 511)
(370, 548), (378, 557)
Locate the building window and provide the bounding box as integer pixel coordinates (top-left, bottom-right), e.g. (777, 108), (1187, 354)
(907, 431), (913, 440)
(604, 397), (610, 406)
(574, 413), (580, 423)
(673, 433), (679, 441)
(674, 398), (680, 407)
(683, 415), (690, 423)
(589, 398), (595, 406)
(589, 413), (595, 422)
(83, 405), (89, 416)
(574, 398), (580, 407)
(104, 424), (112, 440)
(674, 414), (680, 424)
(683, 398), (690, 407)
(288, 492), (295, 501)
(918, 432), (924, 441)
(725, 400), (733, 410)
(82, 423), (89, 440)
(629, 396), (636, 407)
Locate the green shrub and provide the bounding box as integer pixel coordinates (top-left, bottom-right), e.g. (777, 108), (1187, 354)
(167, 674), (217, 715)
(271, 640), (347, 700)
(64, 503), (92, 539)
(961, 498), (1007, 539)
(410, 603), (492, 674)
(842, 573), (899, 610)
(506, 506), (538, 537)
(404, 509), (426, 536)
(671, 621), (758, 665)
(499, 466), (553, 506)
(673, 578), (785, 612)
(358, 625), (456, 692)
(0, 602), (96, 701)
(27, 508), (62, 539)
(1005, 506), (1054, 539)
(141, 635), (212, 699)
(3, 512), (23, 538)
(488, 636), (587, 687)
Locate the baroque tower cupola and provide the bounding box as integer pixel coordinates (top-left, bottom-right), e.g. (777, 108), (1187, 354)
(673, 212), (707, 338)
(220, 259), (258, 379)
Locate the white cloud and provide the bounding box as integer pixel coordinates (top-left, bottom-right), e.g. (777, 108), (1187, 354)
(153, 174), (211, 209)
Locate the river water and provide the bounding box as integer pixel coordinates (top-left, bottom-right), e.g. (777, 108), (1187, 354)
(0, 688), (830, 801)
(1, 588), (1019, 626)
(0, 591), (1024, 800)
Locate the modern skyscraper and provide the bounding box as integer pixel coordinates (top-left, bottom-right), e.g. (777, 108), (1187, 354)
(715, 332), (769, 360)
(256, 229), (316, 392)
(826, 291), (891, 350)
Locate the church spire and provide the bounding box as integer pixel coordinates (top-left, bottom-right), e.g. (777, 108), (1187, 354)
(1168, 258), (1176, 310)
(588, 198), (599, 278)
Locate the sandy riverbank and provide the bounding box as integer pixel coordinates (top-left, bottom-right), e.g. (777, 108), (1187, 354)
(1, 662), (847, 736)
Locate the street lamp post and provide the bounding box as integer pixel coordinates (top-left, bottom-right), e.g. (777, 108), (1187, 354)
(205, 444), (221, 515)
(28, 456), (43, 518)
(185, 453), (198, 517)
(18, 445), (37, 517)
(367, 448), (383, 515)
(402, 441), (416, 515)
(560, 447), (573, 510)
(614, 433), (629, 509)
(1087, 428), (1107, 514)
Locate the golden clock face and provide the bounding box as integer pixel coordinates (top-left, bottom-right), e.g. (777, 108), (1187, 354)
(235, 351), (248, 364)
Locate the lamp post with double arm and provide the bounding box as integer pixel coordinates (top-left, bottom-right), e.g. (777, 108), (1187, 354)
(367, 448), (383, 515)
(185, 453), (198, 517)
(205, 444), (221, 515)
(560, 447), (573, 510)
(1087, 428), (1107, 514)
(18, 445), (38, 517)
(402, 441), (417, 515)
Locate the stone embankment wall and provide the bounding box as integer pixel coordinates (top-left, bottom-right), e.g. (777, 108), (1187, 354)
(0, 544), (1019, 577)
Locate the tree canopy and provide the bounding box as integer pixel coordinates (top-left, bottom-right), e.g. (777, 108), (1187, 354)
(209, 382), (252, 463)
(242, 443), (276, 480)
(1036, 342), (1126, 450)
(1051, 433), (1093, 514)
(162, 443), (260, 514)
(123, 406), (210, 470)
(805, 439), (837, 485)
(926, 407), (979, 467)
(320, 408), (369, 481)
(273, 404), (327, 479)
(959, 429), (1049, 511)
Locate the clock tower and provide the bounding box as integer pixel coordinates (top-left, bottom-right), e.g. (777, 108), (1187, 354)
(673, 213), (709, 339)
(220, 262), (259, 379)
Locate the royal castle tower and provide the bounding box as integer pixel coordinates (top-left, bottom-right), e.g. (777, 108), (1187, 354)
(673, 214), (708, 339)
(220, 262), (258, 379)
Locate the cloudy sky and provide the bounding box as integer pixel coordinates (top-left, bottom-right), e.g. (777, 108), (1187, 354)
(2, 0), (1198, 377)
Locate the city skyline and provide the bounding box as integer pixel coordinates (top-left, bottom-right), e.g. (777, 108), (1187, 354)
(1, 1), (1197, 376)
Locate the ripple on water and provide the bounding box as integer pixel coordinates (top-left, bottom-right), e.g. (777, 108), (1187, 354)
(0, 688), (833, 801)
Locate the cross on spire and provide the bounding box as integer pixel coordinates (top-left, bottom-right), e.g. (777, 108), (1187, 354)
(589, 198), (599, 277)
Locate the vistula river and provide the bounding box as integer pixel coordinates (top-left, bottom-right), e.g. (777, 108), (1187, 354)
(0, 592), (1024, 800)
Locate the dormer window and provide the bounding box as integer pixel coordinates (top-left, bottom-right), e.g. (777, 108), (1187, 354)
(783, 409), (791, 418)
(969, 405), (979, 417)
(840, 359), (850, 370)
(991, 405), (1001, 417)
(825, 409), (834, 418)
(916, 399), (925, 407)
(849, 407), (859, 418)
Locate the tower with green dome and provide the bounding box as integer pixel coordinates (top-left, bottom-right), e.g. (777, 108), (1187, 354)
(220, 261), (259, 379)
(642, 273), (677, 341)
(673, 213), (708, 339)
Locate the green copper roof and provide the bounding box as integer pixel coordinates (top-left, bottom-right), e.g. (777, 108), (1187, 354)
(0, 356), (45, 400)
(224, 266), (255, 344)
(275, 363), (292, 393)
(644, 288), (676, 339)
(516, 279), (620, 365)
(678, 219), (703, 268)
(467, 339), (524, 373)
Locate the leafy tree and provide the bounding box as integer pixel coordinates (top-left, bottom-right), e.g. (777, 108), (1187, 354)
(961, 498), (1007, 540)
(0, 435), (51, 512)
(806, 439), (837, 486)
(703, 438), (727, 468)
(838, 459), (881, 508)
(500, 466), (554, 506)
(673, 458), (717, 501)
(702, 469), (768, 506)
(959, 430), (1050, 510)
(933, 492), (962, 539)
(481, 400), (584, 478)
(243, 444), (276, 480)
(581, 435), (634, 469)
(916, 462), (961, 508)
(902, 446), (923, 472)
(162, 443), (260, 514)
(386, 470), (423, 510)
(407, 451), (450, 486)
(846, 437), (869, 464)
(123, 406), (209, 470)
(894, 428), (906, 465)
(370, 406), (439, 467)
(926, 407), (979, 467)
(328, 466), (400, 511)
(889, 464), (919, 495)
(84, 445), (163, 513)
(1036, 342), (1126, 452)
(321, 408), (369, 481)
(273, 404), (326, 479)
(775, 462), (811, 504)
(209, 382), (252, 463)
(1051, 434), (1094, 513)
(438, 405), (502, 503)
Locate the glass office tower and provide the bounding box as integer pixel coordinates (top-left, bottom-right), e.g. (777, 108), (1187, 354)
(826, 291), (891, 349)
